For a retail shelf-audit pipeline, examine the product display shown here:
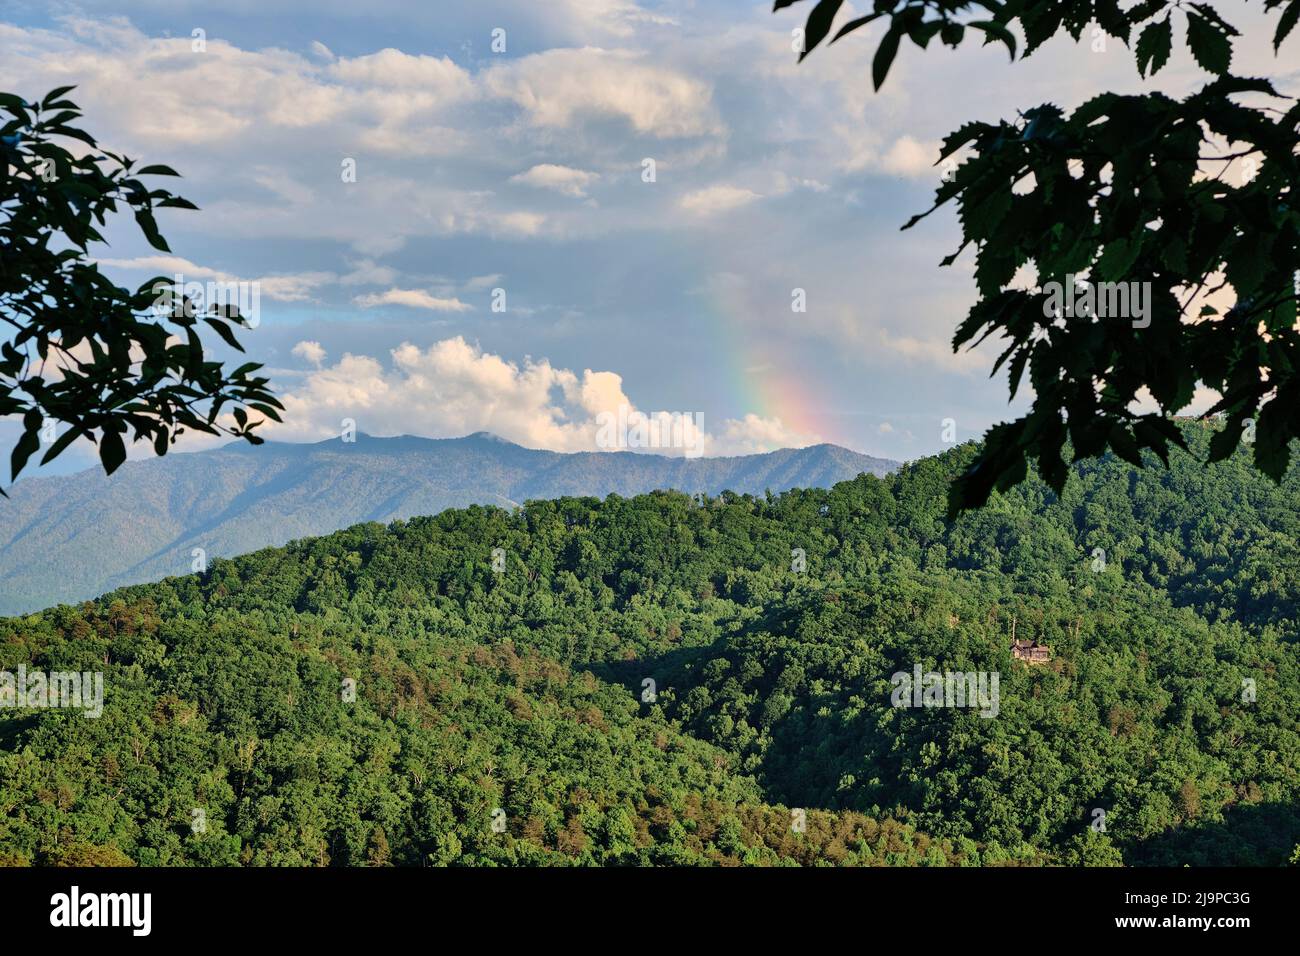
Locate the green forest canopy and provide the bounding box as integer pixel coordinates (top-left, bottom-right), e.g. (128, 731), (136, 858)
(1, 421), (1297, 866)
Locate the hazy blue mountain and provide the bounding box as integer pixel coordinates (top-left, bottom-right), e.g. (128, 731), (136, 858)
(0, 433), (895, 615)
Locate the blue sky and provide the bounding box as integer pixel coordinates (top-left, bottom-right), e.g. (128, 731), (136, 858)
(1, 1), (1289, 474)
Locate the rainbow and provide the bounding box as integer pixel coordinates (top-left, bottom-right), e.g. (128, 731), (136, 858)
(702, 280), (837, 448)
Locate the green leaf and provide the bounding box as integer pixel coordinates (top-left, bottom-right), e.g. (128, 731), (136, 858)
(1108, 425), (1144, 467)
(98, 428), (127, 475)
(0, 92), (30, 114)
(1275, 0), (1300, 50)
(1186, 11), (1232, 74)
(1253, 407), (1291, 481)
(134, 209), (171, 252)
(1127, 0), (1170, 22)
(39, 426), (82, 465)
(1135, 17), (1173, 76)
(873, 24), (903, 91)
(10, 421), (40, 481)
(1187, 3), (1240, 39)
(798, 0), (845, 61)
(1208, 417), (1246, 462)
(41, 86), (77, 107)
(969, 21), (1017, 59)
(938, 122), (988, 161)
(249, 402), (284, 423)
(832, 12), (883, 45)
(0, 86), (278, 485)
(204, 317), (247, 353)
(1094, 236), (1143, 282)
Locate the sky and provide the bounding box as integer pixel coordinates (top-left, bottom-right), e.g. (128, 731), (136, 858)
(1, 0), (1292, 475)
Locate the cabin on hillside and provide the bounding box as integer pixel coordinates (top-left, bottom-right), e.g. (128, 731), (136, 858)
(1011, 639), (1052, 663)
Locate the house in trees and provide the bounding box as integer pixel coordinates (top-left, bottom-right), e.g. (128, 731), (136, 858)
(1010, 639), (1052, 663)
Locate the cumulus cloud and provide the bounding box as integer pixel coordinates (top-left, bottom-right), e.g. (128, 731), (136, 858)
(12, 1), (1237, 466)
(832, 132), (943, 178)
(483, 47), (720, 137)
(327, 48), (472, 92)
(265, 336), (819, 456)
(292, 340), (327, 367)
(0, 19), (613, 253)
(880, 136), (941, 178)
(717, 414), (817, 454)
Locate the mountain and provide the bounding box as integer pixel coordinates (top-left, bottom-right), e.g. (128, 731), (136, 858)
(2, 422), (1297, 866)
(0, 433), (896, 615)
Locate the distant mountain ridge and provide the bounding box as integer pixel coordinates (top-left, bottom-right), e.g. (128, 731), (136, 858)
(0, 433), (896, 615)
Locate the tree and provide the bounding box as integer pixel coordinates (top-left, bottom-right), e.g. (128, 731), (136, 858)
(778, 1), (1300, 515)
(0, 88), (280, 488)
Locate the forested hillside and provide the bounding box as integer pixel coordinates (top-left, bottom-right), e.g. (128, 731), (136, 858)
(1, 421), (1296, 866)
(0, 433), (895, 616)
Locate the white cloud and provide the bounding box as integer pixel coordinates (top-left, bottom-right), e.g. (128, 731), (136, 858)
(510, 163), (599, 198)
(340, 259), (399, 286)
(257, 273), (337, 301)
(354, 288), (474, 311)
(717, 414), (817, 454)
(265, 336), (821, 456)
(463, 274), (504, 291)
(555, 0), (681, 38)
(833, 133), (942, 178)
(95, 256), (333, 302)
(483, 47), (721, 137)
(569, 368), (633, 417)
(679, 185), (761, 216)
(880, 136), (941, 178)
(292, 340), (327, 367)
(2, 20), (345, 142)
(8, 2), (1253, 467)
(877, 328), (990, 374)
(328, 48), (472, 92)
